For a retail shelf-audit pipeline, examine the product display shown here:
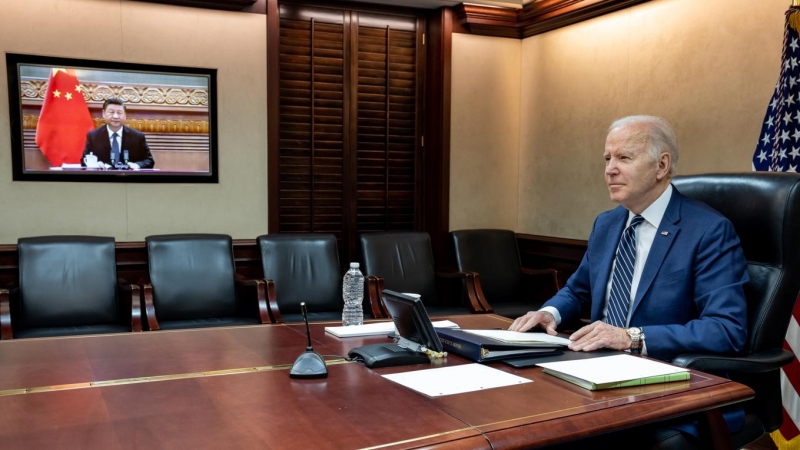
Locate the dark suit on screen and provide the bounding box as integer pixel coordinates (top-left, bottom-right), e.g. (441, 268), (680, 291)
(544, 187), (748, 362)
(82, 125), (155, 169)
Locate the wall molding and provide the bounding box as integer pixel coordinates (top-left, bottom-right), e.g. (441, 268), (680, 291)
(516, 233), (587, 287)
(136, 0), (257, 11)
(454, 0), (651, 39)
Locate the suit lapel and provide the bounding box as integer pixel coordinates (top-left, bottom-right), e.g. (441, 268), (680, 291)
(96, 127), (112, 162)
(119, 126), (128, 158)
(631, 190), (682, 314)
(591, 207), (627, 321)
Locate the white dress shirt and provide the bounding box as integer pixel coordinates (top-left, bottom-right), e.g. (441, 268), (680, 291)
(107, 125), (123, 150)
(541, 185), (673, 353)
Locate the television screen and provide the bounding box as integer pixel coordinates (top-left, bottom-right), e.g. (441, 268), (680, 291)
(6, 53), (218, 183)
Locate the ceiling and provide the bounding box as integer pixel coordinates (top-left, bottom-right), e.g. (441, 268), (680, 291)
(350, 0), (533, 9)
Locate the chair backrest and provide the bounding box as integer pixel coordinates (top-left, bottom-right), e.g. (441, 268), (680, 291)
(451, 229), (523, 303)
(673, 173), (800, 432)
(146, 234), (238, 321)
(673, 173), (800, 354)
(359, 232), (438, 306)
(257, 234), (341, 314)
(18, 236), (119, 329)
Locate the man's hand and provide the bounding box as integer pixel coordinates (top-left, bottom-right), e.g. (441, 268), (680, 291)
(568, 321), (631, 352)
(128, 162), (141, 170)
(509, 311), (557, 335)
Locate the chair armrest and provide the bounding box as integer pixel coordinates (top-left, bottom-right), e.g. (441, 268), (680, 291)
(0, 287), (14, 339)
(521, 267), (562, 291)
(141, 283), (160, 331)
(235, 277), (272, 324)
(256, 278), (283, 323)
(117, 283), (143, 332)
(436, 271), (489, 313)
(365, 276), (387, 318)
(672, 348), (794, 374)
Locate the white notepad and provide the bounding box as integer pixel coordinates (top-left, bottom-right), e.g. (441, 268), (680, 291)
(325, 320), (459, 338)
(537, 354), (690, 390)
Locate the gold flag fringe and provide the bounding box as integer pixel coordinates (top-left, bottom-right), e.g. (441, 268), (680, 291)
(791, 10), (800, 35)
(772, 429), (800, 450)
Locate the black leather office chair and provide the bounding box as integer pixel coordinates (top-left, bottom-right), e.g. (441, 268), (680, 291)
(671, 173), (800, 448)
(0, 236), (141, 339)
(257, 233), (356, 323)
(142, 234), (269, 330)
(450, 229), (560, 318)
(359, 231), (486, 317)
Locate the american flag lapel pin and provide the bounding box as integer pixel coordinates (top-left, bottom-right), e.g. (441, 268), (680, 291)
(661, 231), (669, 236)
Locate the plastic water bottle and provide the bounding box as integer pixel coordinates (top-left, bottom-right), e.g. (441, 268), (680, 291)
(342, 262), (364, 326)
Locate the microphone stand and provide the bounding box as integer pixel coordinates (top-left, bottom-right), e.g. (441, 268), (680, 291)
(289, 302), (328, 379)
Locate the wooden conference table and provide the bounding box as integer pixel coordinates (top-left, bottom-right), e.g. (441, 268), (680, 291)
(0, 314), (753, 449)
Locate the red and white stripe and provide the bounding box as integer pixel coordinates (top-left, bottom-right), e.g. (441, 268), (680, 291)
(773, 294), (800, 448)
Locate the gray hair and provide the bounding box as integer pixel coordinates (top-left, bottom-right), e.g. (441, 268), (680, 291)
(608, 115), (679, 176)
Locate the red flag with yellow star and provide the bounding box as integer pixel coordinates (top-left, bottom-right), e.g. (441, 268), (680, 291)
(35, 68), (94, 166)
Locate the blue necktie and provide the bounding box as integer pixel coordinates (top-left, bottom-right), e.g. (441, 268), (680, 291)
(606, 215), (645, 328)
(111, 132), (120, 164)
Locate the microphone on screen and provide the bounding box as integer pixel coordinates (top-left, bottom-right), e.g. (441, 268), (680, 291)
(289, 302), (328, 379)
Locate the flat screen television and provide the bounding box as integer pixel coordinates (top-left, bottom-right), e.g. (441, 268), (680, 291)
(6, 53), (218, 183)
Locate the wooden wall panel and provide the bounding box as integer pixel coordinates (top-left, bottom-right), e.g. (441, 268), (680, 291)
(269, 2), (425, 263)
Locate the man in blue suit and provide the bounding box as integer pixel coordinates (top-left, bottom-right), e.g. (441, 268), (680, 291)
(511, 115), (747, 360)
(511, 116), (748, 447)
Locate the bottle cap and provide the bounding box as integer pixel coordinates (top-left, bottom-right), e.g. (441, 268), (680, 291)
(350, 262), (359, 268)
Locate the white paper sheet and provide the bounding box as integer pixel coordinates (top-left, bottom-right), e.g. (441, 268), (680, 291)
(463, 329), (571, 346)
(325, 320), (459, 338)
(382, 363), (532, 397)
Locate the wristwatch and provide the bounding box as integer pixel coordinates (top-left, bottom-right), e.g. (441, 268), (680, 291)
(626, 327), (645, 353)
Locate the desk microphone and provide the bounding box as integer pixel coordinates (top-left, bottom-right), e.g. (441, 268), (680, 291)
(289, 302), (328, 379)
(123, 150), (129, 165)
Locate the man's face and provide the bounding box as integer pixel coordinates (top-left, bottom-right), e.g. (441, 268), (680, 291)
(103, 104), (126, 130)
(603, 126), (663, 213)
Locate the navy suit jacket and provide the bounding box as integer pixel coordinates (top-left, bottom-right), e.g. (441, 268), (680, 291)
(545, 187), (748, 362)
(82, 125), (155, 169)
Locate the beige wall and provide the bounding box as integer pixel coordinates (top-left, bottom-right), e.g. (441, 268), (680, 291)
(450, 33), (521, 231)
(519, 0), (787, 239)
(0, 0), (267, 243)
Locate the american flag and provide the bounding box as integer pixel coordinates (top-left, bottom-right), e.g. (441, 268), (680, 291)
(757, 5), (800, 449)
(754, 7), (800, 173)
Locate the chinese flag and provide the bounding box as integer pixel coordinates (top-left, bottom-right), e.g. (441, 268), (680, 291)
(35, 68), (95, 166)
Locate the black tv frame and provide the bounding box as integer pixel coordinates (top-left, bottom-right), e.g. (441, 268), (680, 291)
(6, 53), (218, 183)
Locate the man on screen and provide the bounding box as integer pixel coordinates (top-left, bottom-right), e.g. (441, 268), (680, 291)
(82, 98), (154, 170)
(510, 116), (748, 447)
